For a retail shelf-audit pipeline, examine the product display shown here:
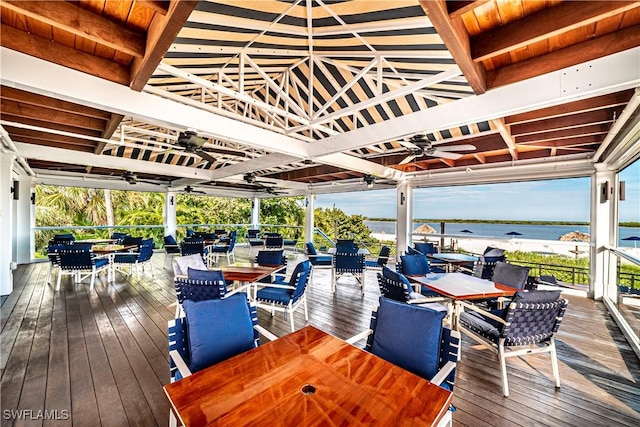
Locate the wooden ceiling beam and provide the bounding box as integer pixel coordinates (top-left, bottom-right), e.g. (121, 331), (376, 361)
(446, 1), (493, 18)
(130, 1), (198, 91)
(472, 1), (640, 62)
(96, 113), (125, 154)
(0, 114), (103, 138)
(5, 131), (96, 151)
(0, 86), (111, 120)
(418, 0), (486, 94)
(510, 109), (621, 135)
(0, 24), (130, 85)
(521, 135), (603, 148)
(491, 119), (518, 160)
(505, 90), (634, 124)
(1, 0), (146, 57)
(137, 0), (170, 15)
(515, 125), (610, 144)
(0, 99), (108, 131)
(486, 24), (640, 89)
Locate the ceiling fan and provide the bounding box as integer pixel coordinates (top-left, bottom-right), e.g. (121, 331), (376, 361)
(182, 185), (206, 195)
(398, 134), (476, 165)
(115, 171), (162, 185)
(163, 130), (249, 164)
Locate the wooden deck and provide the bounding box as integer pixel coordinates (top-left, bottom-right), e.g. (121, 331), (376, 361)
(1, 249), (639, 426)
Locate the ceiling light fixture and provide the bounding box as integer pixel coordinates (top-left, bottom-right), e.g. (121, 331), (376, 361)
(364, 174), (375, 189)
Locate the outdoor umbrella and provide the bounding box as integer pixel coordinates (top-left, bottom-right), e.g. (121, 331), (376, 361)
(460, 229), (473, 233)
(622, 236), (640, 248)
(505, 231), (522, 236)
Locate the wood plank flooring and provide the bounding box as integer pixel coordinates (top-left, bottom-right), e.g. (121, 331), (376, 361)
(1, 248), (639, 426)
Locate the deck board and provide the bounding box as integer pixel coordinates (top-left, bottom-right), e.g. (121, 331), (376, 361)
(1, 249), (639, 426)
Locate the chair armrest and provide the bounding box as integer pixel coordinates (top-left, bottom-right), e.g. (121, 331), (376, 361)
(430, 361), (456, 387)
(408, 297), (448, 304)
(174, 274), (188, 280)
(345, 329), (372, 345)
(169, 349), (192, 378)
(255, 283), (295, 290)
(455, 266), (474, 274)
(254, 325), (278, 342)
(225, 283), (251, 297)
(458, 301), (508, 325)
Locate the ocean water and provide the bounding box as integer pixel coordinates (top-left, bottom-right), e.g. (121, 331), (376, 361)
(364, 220), (640, 248)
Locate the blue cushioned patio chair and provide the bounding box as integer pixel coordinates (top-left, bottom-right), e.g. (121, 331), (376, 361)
(485, 261), (531, 309)
(458, 290), (568, 397)
(413, 242), (446, 272)
(254, 260), (312, 332)
(396, 252), (443, 298)
(113, 238), (155, 279)
(336, 239), (357, 253)
(180, 237), (205, 257)
(52, 233), (75, 244)
(332, 251), (365, 295)
(347, 297), (461, 413)
(365, 245), (391, 269)
(110, 232), (128, 244)
(255, 249), (287, 283)
(378, 266), (448, 311)
(264, 234), (284, 250)
(209, 231), (236, 265)
(246, 229), (265, 256)
(174, 268), (233, 317)
(471, 253), (507, 279)
(163, 235), (181, 269)
(56, 244), (110, 291)
(168, 293), (277, 426)
(306, 242), (332, 266)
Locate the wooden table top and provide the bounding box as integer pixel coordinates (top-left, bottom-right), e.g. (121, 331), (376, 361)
(218, 263), (282, 282)
(91, 244), (137, 254)
(428, 253), (478, 264)
(164, 325), (452, 426)
(408, 272), (516, 300)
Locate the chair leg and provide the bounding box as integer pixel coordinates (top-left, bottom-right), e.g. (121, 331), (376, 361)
(289, 308), (295, 332)
(149, 261), (155, 278)
(56, 271), (62, 291)
(498, 343), (509, 397)
(90, 268), (96, 290)
(549, 339), (561, 389)
(303, 297), (308, 321)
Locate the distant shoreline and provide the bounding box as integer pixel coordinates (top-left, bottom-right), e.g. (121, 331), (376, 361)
(366, 218), (640, 228)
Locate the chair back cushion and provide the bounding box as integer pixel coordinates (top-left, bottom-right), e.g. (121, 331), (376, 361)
(491, 262), (530, 290)
(414, 242), (436, 255)
(256, 250), (284, 266)
(183, 294), (256, 373)
(369, 297), (446, 380)
(334, 252), (364, 272)
(164, 235), (177, 246)
(376, 246), (391, 266)
(53, 233), (75, 243)
(483, 246), (505, 257)
(290, 260), (312, 301)
(306, 242), (317, 255)
(174, 254), (207, 276)
(265, 235), (283, 248)
(399, 253), (430, 275)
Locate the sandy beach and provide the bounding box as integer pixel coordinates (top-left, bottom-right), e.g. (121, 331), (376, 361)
(372, 232), (640, 260)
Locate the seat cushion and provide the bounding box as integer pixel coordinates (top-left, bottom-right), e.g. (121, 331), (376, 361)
(113, 254), (136, 263)
(370, 297), (446, 380)
(458, 310), (502, 342)
(399, 254), (430, 275)
(183, 295), (255, 373)
(256, 286), (291, 304)
(164, 235), (177, 246)
(174, 254), (207, 276)
(94, 258), (110, 268)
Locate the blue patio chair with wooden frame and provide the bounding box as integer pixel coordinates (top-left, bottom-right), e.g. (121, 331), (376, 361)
(336, 238), (357, 253)
(254, 260), (312, 332)
(332, 251), (365, 295)
(364, 245), (391, 269)
(113, 238), (155, 279)
(209, 231), (236, 265)
(46, 242), (66, 285)
(56, 244), (110, 291)
(168, 293), (277, 426)
(458, 290), (568, 397)
(163, 235), (181, 269)
(180, 237), (205, 257)
(396, 251), (442, 298)
(173, 268), (230, 317)
(306, 242), (332, 267)
(347, 297), (461, 410)
(413, 241), (446, 272)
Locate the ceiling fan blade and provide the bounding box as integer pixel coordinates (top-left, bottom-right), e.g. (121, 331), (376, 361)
(430, 150), (463, 160)
(399, 154), (418, 165)
(203, 146), (249, 158)
(196, 150), (218, 164)
(435, 144), (476, 152)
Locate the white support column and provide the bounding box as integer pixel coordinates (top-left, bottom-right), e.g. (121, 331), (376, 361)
(590, 166), (617, 300)
(165, 191), (177, 238)
(0, 153), (15, 295)
(251, 196), (260, 228)
(305, 194), (315, 245)
(16, 175), (33, 264)
(396, 181), (412, 260)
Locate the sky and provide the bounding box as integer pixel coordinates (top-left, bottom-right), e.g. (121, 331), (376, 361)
(315, 160), (640, 222)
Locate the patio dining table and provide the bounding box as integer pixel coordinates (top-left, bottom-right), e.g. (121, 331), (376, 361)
(408, 272), (517, 329)
(428, 253), (478, 272)
(164, 325), (452, 426)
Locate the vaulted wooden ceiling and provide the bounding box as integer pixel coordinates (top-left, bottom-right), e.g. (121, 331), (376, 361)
(1, 0), (639, 195)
